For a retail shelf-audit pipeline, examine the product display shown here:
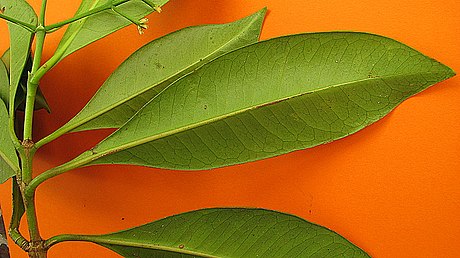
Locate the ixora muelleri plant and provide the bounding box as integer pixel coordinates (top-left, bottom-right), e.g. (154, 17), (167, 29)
(0, 0), (455, 257)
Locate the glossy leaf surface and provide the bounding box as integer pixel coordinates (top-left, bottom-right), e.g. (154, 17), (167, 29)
(0, 0), (36, 109)
(58, 9), (266, 133)
(87, 208), (369, 257)
(0, 100), (19, 184)
(67, 32), (454, 170)
(55, 0), (169, 62)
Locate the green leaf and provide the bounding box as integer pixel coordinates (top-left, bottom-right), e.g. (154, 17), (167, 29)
(1, 49), (51, 112)
(84, 208), (369, 257)
(0, 100), (19, 184)
(58, 8), (266, 133)
(55, 0), (169, 62)
(67, 32), (454, 170)
(0, 0), (37, 110)
(0, 59), (8, 107)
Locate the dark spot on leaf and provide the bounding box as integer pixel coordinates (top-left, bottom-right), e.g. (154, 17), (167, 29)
(179, 244), (185, 249)
(155, 63), (163, 69)
(204, 104), (207, 110)
(368, 73), (379, 79)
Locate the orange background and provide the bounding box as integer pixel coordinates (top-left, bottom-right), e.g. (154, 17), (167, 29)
(1, 0), (459, 257)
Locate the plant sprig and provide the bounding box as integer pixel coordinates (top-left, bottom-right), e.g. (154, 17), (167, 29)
(0, 0), (455, 257)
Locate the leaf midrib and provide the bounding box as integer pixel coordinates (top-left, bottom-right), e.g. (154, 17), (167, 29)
(87, 237), (217, 257)
(66, 11), (264, 132)
(88, 69), (448, 162)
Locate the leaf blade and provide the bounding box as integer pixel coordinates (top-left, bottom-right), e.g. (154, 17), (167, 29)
(0, 0), (37, 109)
(86, 208), (369, 257)
(72, 32), (454, 170)
(60, 8), (266, 132)
(0, 100), (19, 184)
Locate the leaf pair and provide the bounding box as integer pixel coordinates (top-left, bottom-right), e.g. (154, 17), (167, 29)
(54, 22), (454, 172)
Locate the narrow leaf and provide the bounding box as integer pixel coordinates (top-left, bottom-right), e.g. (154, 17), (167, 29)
(0, 100), (19, 184)
(85, 208), (369, 257)
(59, 8), (266, 132)
(67, 32), (454, 170)
(55, 0), (169, 62)
(0, 0), (37, 109)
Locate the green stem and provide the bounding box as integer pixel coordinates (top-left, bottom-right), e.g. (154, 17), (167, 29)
(23, 0), (48, 140)
(8, 111), (21, 150)
(0, 13), (36, 32)
(22, 81), (39, 140)
(26, 150), (92, 195)
(8, 178), (29, 251)
(23, 193), (40, 242)
(29, 0), (136, 86)
(44, 234), (90, 248)
(44, 0), (131, 32)
(19, 2), (48, 257)
(34, 126), (69, 149)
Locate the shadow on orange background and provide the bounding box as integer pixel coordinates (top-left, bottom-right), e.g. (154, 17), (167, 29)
(0, 0), (459, 257)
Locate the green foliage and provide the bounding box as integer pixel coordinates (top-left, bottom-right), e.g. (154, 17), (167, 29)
(86, 208), (369, 257)
(61, 8), (266, 133)
(0, 1), (455, 257)
(0, 0), (37, 110)
(1, 49), (51, 112)
(66, 32), (453, 170)
(0, 100), (19, 183)
(55, 0), (169, 63)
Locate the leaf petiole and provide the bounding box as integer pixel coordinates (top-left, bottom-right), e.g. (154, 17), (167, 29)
(43, 0), (130, 32)
(0, 13), (35, 32)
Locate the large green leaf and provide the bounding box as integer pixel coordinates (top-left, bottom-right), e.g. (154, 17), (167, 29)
(54, 8), (266, 134)
(82, 208), (369, 257)
(64, 32), (454, 170)
(0, 100), (19, 184)
(0, 0), (37, 110)
(55, 0), (169, 63)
